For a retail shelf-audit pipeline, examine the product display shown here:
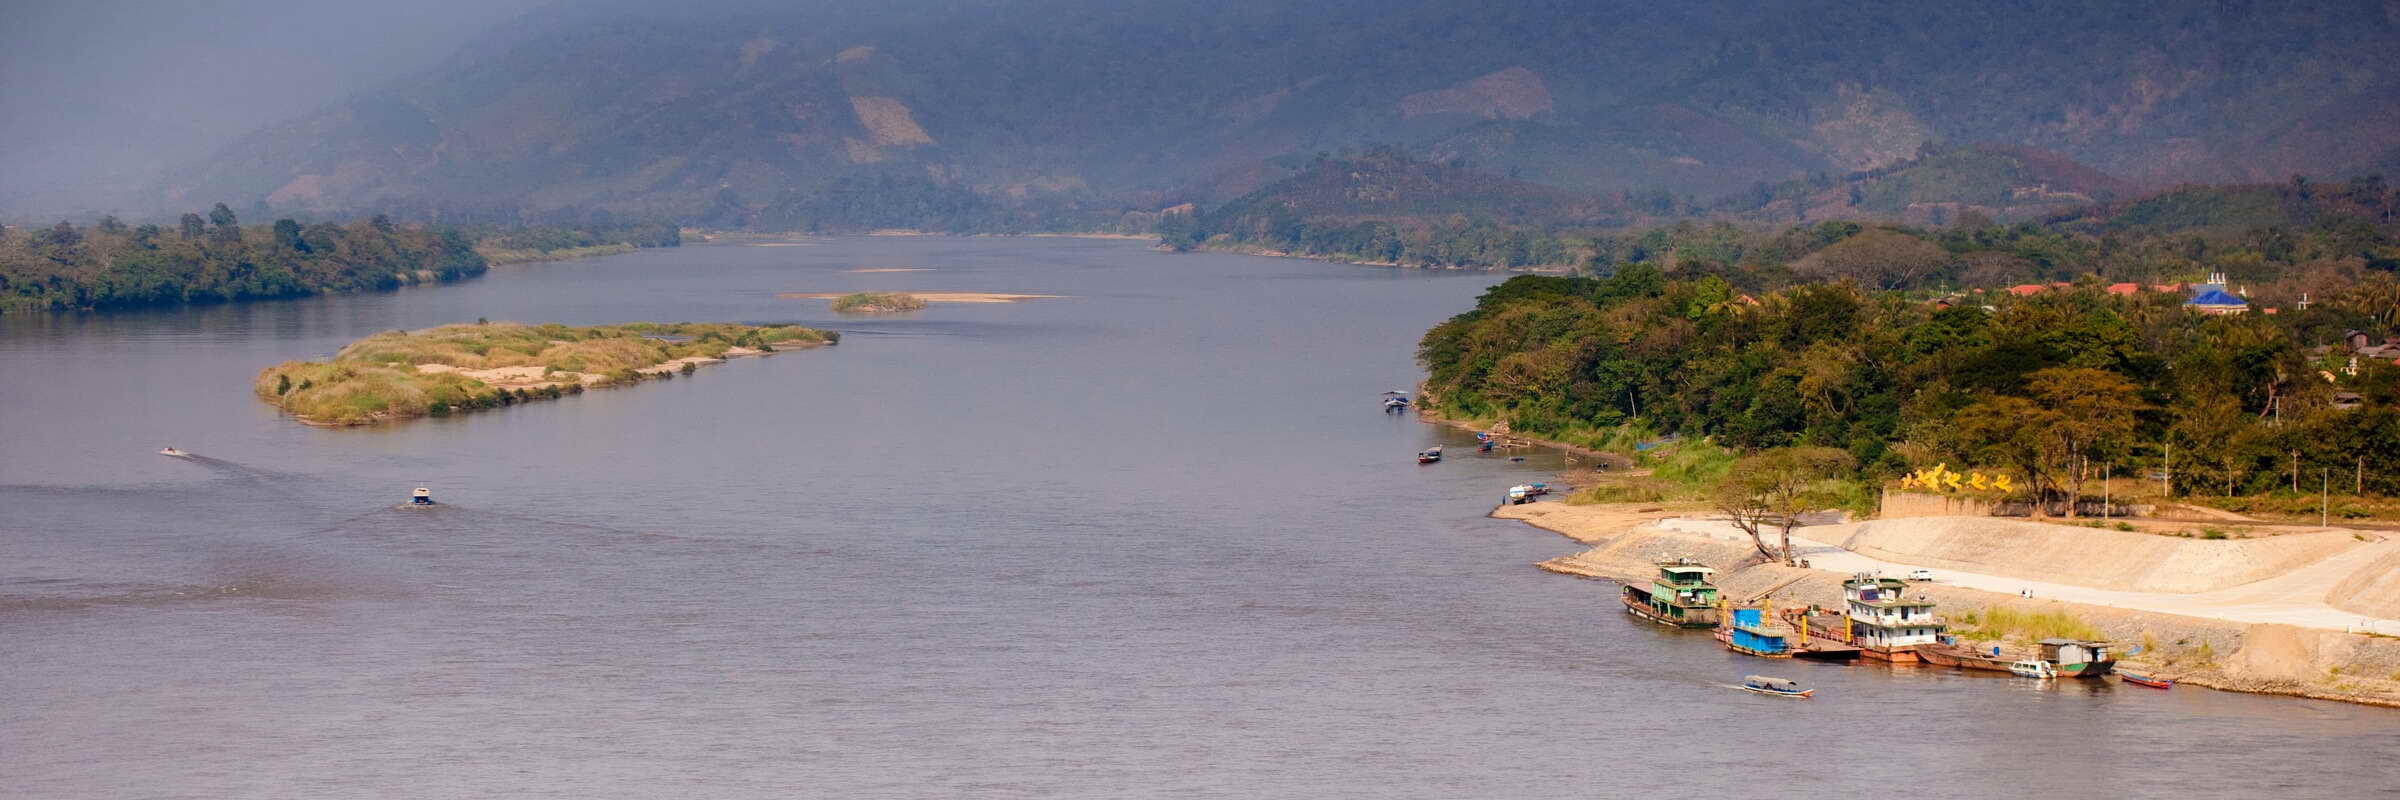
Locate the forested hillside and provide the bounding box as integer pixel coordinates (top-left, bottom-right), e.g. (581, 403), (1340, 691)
(154, 0), (2400, 231)
(1418, 270), (2400, 505)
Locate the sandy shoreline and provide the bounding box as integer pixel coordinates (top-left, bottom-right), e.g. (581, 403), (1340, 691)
(1494, 500), (2400, 708)
(778, 291), (1066, 303)
(1413, 406), (1625, 466)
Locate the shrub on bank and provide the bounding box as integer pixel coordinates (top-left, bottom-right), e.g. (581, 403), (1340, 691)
(829, 292), (929, 312)
(1951, 605), (2102, 642)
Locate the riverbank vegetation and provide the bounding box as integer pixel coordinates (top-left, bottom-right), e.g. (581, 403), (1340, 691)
(0, 207), (686, 314)
(255, 321), (835, 425)
(468, 222), (680, 264)
(0, 205), (483, 313)
(828, 292), (928, 312)
(1419, 268), (2400, 516)
(1950, 606), (2104, 643)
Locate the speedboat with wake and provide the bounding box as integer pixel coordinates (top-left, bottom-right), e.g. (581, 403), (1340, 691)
(158, 446), (191, 458)
(1738, 675), (1813, 698)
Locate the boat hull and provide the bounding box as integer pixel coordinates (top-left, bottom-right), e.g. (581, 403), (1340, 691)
(1919, 644), (2014, 672)
(1738, 685), (1813, 698)
(1716, 628), (1795, 658)
(2056, 659), (2117, 678)
(2119, 672), (2173, 689)
(1621, 590), (1718, 629)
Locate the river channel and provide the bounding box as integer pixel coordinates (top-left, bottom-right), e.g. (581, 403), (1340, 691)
(2, 237), (2392, 798)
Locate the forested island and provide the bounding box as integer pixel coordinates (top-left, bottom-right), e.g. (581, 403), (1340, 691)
(1418, 268), (2400, 516)
(256, 322), (836, 425)
(0, 205), (680, 314)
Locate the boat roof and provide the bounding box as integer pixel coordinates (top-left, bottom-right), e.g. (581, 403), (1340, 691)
(1745, 675), (1799, 687)
(2039, 638), (2109, 646)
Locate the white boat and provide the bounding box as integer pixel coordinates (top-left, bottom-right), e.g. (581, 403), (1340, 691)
(158, 447), (190, 458)
(409, 487), (436, 505)
(1738, 675), (1814, 698)
(2009, 660), (2057, 679)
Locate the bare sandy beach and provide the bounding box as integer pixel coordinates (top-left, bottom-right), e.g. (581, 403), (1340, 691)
(413, 345), (777, 391)
(778, 291), (1066, 303)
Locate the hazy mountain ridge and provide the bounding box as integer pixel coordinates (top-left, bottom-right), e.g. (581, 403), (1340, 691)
(161, 0), (2400, 226)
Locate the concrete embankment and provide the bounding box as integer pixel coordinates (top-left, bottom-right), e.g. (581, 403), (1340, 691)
(2331, 548), (2400, 619)
(1834, 517), (2360, 593)
(1499, 503), (2400, 708)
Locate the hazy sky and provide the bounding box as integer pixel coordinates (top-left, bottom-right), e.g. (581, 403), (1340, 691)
(0, 0), (548, 218)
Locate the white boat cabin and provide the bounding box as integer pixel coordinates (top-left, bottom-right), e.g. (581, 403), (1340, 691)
(1843, 575), (1945, 649)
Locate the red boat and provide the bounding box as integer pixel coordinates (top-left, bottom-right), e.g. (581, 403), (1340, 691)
(2119, 672), (2174, 689)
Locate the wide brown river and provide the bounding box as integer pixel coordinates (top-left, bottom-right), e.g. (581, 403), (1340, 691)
(2, 237), (2393, 798)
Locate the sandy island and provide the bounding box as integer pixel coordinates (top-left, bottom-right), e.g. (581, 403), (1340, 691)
(257, 323), (835, 426)
(779, 291), (1066, 303)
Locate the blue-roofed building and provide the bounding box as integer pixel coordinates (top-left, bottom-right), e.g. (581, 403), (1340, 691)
(2185, 271), (2249, 315)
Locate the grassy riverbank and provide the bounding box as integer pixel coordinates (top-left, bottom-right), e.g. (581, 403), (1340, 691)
(256, 321), (835, 425)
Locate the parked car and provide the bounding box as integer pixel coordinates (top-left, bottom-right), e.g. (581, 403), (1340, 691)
(1907, 569), (1935, 582)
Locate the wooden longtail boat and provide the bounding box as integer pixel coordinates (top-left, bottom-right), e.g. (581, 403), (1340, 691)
(2119, 672), (2174, 689)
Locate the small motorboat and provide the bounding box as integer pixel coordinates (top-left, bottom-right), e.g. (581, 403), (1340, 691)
(408, 487), (436, 506)
(1417, 446), (1443, 464)
(1739, 675), (1813, 698)
(2009, 660), (2058, 680)
(2118, 671), (2174, 689)
(1382, 391), (1411, 413)
(1506, 484), (1535, 504)
(158, 447), (190, 458)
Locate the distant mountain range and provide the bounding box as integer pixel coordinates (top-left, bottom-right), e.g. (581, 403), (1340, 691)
(158, 0), (2400, 228)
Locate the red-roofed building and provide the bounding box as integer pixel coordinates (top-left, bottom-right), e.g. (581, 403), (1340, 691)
(2106, 283), (2140, 296)
(2007, 284), (2047, 296)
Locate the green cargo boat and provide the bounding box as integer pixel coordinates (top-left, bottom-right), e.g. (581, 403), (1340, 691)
(1621, 558), (1721, 629)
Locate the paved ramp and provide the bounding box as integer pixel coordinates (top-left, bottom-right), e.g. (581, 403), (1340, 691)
(1655, 517), (2400, 636)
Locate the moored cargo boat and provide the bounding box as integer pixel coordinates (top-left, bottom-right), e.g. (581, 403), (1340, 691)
(1620, 559), (1721, 629)
(1796, 575), (1945, 663)
(1717, 604), (1798, 658)
(1918, 642), (2015, 672)
(2040, 639), (2117, 678)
